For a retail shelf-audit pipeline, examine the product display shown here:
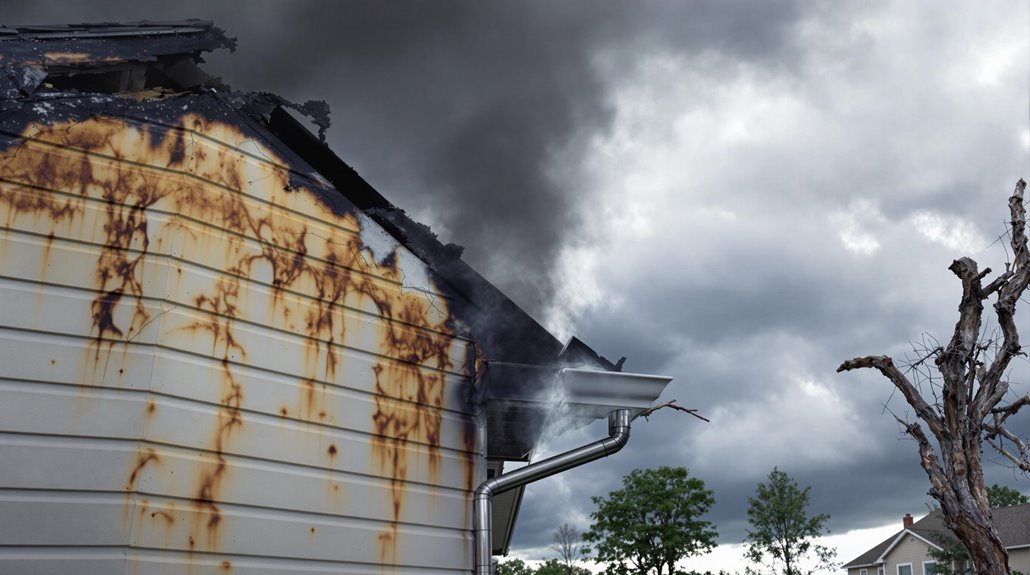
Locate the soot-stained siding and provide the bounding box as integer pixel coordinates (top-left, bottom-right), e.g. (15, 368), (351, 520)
(0, 91), (481, 574)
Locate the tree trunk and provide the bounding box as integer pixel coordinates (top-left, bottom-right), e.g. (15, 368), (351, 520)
(933, 420), (1008, 574)
(909, 385), (1009, 575)
(943, 503), (1007, 575)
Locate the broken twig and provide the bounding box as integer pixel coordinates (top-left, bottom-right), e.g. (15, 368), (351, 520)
(638, 399), (709, 422)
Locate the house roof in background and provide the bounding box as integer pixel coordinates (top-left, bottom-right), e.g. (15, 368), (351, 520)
(992, 503), (1030, 548)
(844, 530), (899, 569)
(844, 504), (1030, 568)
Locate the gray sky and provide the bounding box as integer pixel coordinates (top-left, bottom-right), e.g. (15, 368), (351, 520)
(9, 1), (1030, 569)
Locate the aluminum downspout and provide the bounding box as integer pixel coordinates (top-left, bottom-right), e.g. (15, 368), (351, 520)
(473, 408), (631, 575)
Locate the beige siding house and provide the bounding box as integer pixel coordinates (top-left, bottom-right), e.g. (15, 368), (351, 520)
(845, 505), (1030, 575)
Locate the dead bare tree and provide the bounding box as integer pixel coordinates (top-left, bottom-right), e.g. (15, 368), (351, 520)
(551, 523), (589, 574)
(838, 180), (1030, 575)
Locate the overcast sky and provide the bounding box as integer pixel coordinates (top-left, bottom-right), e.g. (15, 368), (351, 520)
(9, 1), (1030, 571)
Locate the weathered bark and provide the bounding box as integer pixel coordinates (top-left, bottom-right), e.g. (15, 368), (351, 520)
(838, 180), (1030, 575)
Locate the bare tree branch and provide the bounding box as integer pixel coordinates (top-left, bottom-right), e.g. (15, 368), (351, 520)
(974, 180), (1030, 420)
(837, 180), (1030, 575)
(982, 271), (1013, 298)
(638, 400), (710, 422)
(984, 425), (1030, 473)
(894, 416), (949, 501)
(989, 394), (1030, 424)
(551, 522), (589, 573)
(837, 355), (944, 438)
(906, 345), (944, 372)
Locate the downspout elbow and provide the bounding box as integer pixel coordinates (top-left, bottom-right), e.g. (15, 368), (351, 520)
(474, 409), (628, 500)
(474, 408), (632, 575)
(601, 408), (631, 456)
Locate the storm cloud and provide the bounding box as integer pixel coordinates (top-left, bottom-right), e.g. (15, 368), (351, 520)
(518, 0), (1030, 563)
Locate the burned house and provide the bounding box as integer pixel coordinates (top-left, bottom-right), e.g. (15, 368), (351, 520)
(0, 21), (671, 574)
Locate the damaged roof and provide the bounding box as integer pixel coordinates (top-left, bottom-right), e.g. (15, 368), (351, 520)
(0, 20), (625, 462)
(0, 20), (235, 99)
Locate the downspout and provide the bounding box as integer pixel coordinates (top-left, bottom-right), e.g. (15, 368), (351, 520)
(473, 408), (631, 575)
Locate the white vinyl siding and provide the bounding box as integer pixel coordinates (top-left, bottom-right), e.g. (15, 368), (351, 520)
(0, 101), (482, 574)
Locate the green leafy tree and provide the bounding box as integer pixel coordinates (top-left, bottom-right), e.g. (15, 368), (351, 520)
(495, 558), (534, 575)
(584, 466), (717, 575)
(743, 468), (838, 575)
(986, 484), (1028, 508)
(536, 558), (592, 575)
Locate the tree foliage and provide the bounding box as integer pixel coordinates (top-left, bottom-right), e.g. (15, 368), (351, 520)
(743, 468), (837, 575)
(494, 558), (591, 575)
(496, 558), (535, 575)
(986, 484), (1028, 508)
(838, 181), (1030, 574)
(584, 466), (717, 575)
(535, 559), (592, 575)
(551, 523), (590, 574)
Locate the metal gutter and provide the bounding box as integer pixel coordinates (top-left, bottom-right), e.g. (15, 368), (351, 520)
(473, 408), (631, 575)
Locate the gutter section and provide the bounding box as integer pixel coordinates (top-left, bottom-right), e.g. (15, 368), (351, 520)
(474, 409), (631, 575)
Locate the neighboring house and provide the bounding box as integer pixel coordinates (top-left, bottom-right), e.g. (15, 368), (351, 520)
(844, 505), (1030, 575)
(0, 21), (670, 574)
